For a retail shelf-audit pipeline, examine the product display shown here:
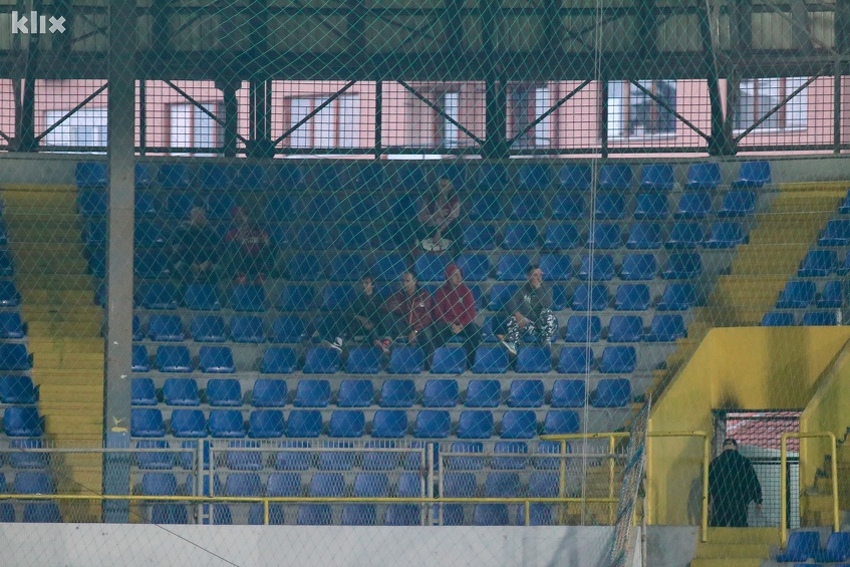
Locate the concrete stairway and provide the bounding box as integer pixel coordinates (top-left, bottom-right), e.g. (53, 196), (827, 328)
(2, 185), (104, 522)
(690, 527), (778, 567)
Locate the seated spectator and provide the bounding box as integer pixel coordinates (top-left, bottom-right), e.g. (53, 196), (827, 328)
(429, 263), (480, 366)
(384, 270), (433, 349)
(225, 207), (273, 284)
(417, 177), (460, 252)
(325, 273), (391, 354)
(497, 264), (559, 356)
(172, 206), (219, 283)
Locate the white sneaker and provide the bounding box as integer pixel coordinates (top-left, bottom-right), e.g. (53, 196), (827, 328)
(324, 337), (344, 353)
(500, 340), (517, 356)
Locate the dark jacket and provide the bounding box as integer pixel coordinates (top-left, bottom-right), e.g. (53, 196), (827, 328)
(709, 449), (762, 527)
(384, 288), (433, 332)
(508, 283), (553, 320)
(350, 290), (383, 323)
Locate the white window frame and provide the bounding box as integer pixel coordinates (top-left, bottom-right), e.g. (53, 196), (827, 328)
(607, 79), (677, 140)
(43, 107), (108, 149)
(734, 77), (808, 134)
(286, 94), (361, 149)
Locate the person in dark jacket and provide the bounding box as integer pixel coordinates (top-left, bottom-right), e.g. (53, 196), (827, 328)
(324, 273), (391, 354)
(384, 270), (433, 349)
(429, 263), (480, 364)
(497, 264), (558, 355)
(709, 438), (763, 527)
(172, 206), (219, 283)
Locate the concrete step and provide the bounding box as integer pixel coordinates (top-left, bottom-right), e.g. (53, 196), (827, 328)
(690, 559), (764, 567)
(706, 527), (779, 545)
(695, 543), (771, 559)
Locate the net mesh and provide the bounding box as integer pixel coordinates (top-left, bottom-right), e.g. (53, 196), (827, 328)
(0, 0), (849, 564)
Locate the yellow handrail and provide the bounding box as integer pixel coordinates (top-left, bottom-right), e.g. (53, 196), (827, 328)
(780, 432), (839, 546)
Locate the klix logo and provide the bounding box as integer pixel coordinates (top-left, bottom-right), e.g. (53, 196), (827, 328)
(10, 11), (66, 34)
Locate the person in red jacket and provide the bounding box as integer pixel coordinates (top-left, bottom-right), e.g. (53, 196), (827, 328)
(383, 270), (434, 349)
(429, 263), (480, 365)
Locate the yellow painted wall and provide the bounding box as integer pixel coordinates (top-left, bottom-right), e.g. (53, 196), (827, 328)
(649, 327), (850, 525)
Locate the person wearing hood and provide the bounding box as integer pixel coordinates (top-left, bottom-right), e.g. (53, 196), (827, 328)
(497, 264), (559, 356)
(709, 438), (762, 527)
(429, 263), (480, 365)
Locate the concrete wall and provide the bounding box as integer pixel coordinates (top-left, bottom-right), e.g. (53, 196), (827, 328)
(0, 524), (698, 567)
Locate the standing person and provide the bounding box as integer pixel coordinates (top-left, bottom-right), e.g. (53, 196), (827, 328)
(417, 177), (461, 252)
(384, 271), (434, 350)
(496, 264), (559, 356)
(709, 438), (762, 527)
(172, 206), (220, 283)
(324, 273), (392, 354)
(430, 263), (480, 365)
(225, 207), (274, 285)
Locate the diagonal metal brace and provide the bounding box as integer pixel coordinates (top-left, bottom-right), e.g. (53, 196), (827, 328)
(164, 79), (250, 145)
(397, 80), (484, 146)
(508, 78), (592, 146)
(733, 72), (822, 143)
(629, 79), (711, 141)
(272, 79), (358, 147)
(35, 82), (108, 143)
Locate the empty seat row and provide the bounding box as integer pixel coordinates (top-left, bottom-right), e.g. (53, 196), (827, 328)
(775, 530), (850, 563)
(130, 407), (583, 439)
(761, 310), (841, 327)
(776, 280), (844, 309)
(798, 248), (850, 278)
(132, 377), (630, 410)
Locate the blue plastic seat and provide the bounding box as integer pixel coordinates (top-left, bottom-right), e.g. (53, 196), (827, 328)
(587, 223), (622, 249)
(488, 284), (517, 311)
(474, 163), (507, 191)
(551, 379), (586, 408)
(303, 347), (341, 374)
(496, 254), (529, 281)
(0, 312), (25, 340)
(0, 343), (30, 372)
(551, 193), (586, 221)
(705, 221), (745, 249)
(148, 315), (185, 342)
(204, 379), (242, 407)
(134, 440), (172, 470)
(0, 502), (13, 522)
(474, 504), (511, 526)
(591, 378), (632, 407)
(131, 408), (165, 437)
(83, 220), (107, 246)
(139, 282), (179, 310)
(502, 223), (538, 250)
(466, 194), (504, 222)
(328, 410), (365, 438)
(564, 316), (602, 342)
(229, 316), (265, 343)
(134, 249), (171, 279)
(224, 472), (263, 497)
(657, 283), (695, 311)
(162, 378), (200, 406)
(510, 194), (543, 221)
(199, 346), (235, 373)
(170, 409), (207, 438)
(533, 442), (564, 470)
(336, 379), (374, 408)
(733, 161), (771, 188)
(620, 254), (657, 281)
(260, 347), (297, 374)
(471, 347), (509, 374)
(719, 190), (757, 217)
(627, 222), (663, 250)
(462, 223), (497, 250)
(157, 163), (192, 189)
(761, 311), (795, 327)
(685, 162), (721, 190)
(802, 311), (839, 326)
(276, 286), (314, 313)
(608, 315), (644, 343)
(380, 379), (416, 407)
(599, 164), (632, 191)
(414, 254), (448, 282)
(640, 164), (675, 191)
(662, 253), (702, 279)
(572, 283), (609, 311)
(0, 281), (20, 308)
(76, 161), (108, 188)
(252, 378), (287, 407)
(295, 224), (332, 251)
(431, 347), (467, 374)
(540, 254), (573, 282)
(491, 441), (529, 470)
(840, 190), (850, 215)
(599, 346), (637, 373)
(384, 347), (423, 375)
(165, 192), (194, 220)
(15, 471), (55, 494)
(840, 252), (850, 276)
(458, 410), (494, 439)
(150, 504), (189, 525)
(776, 281), (817, 309)
(195, 163), (231, 189)
(414, 410), (451, 438)
(327, 254), (363, 282)
(676, 193), (713, 219)
(78, 190), (108, 217)
(371, 410), (408, 438)
(507, 380), (545, 407)
(132, 345), (151, 373)
(423, 379), (460, 407)
(634, 192), (668, 220)
(799, 250), (837, 277)
(371, 254), (407, 284)
(646, 314), (687, 342)
(294, 379), (332, 407)
(376, 222), (410, 250)
(0, 375), (37, 404)
(446, 440), (484, 470)
(285, 410), (323, 438)
(0, 250), (14, 278)
(338, 224), (374, 250)
(465, 379), (501, 408)
(183, 283), (220, 311)
(815, 531), (850, 562)
(818, 219), (850, 247)
(155, 346), (193, 373)
(248, 409), (285, 438)
(7, 439), (48, 469)
(775, 531), (820, 562)
(543, 222), (581, 250)
(516, 347), (552, 373)
(578, 254), (614, 281)
(230, 285), (266, 312)
(615, 284), (651, 311)
(543, 411), (580, 434)
(135, 220), (169, 248)
(818, 280), (843, 308)
(455, 254), (490, 282)
(594, 193), (626, 221)
(342, 348), (380, 375)
(209, 409), (246, 438)
(519, 163), (552, 190)
(4, 406), (43, 437)
(667, 222), (704, 249)
(558, 164), (591, 191)
(306, 194), (341, 222)
(269, 316), (305, 344)
(557, 346), (593, 374)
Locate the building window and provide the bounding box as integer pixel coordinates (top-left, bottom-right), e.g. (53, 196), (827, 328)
(43, 107), (108, 148)
(169, 102), (222, 155)
(735, 77), (808, 132)
(287, 94), (360, 149)
(438, 92), (460, 149)
(608, 80), (677, 139)
(509, 84), (551, 149)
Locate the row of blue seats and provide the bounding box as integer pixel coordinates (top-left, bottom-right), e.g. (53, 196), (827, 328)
(774, 280), (844, 309)
(79, 185), (761, 225)
(776, 531), (850, 563)
(130, 407), (585, 439)
(797, 249), (850, 277)
(0, 502), (60, 523)
(762, 310), (842, 327)
(132, 377), (630, 410)
(0, 376), (37, 405)
(76, 161), (772, 193)
(132, 344), (644, 375)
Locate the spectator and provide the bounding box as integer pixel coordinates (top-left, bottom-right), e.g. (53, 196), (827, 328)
(172, 206), (219, 283)
(225, 207), (273, 285)
(384, 270), (433, 349)
(429, 263), (480, 365)
(417, 177), (461, 252)
(709, 438), (762, 527)
(325, 273), (391, 354)
(497, 264), (559, 356)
